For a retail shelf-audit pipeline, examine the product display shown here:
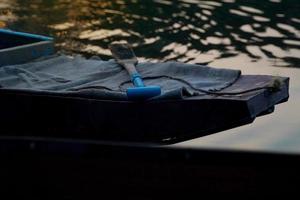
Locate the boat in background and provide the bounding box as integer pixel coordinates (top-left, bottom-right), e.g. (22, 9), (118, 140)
(0, 29), (54, 66)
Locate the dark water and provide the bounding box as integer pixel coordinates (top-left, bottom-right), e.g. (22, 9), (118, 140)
(1, 0), (300, 152)
(1, 0), (300, 67)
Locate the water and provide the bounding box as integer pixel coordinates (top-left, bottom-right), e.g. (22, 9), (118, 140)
(1, 0), (300, 153)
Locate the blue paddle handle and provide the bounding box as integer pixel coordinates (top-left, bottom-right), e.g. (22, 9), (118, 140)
(131, 73), (145, 87)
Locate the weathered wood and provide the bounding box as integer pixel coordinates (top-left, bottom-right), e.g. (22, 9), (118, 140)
(0, 75), (289, 144)
(0, 30), (290, 144)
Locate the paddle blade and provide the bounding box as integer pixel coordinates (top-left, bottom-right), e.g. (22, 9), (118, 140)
(109, 43), (138, 65)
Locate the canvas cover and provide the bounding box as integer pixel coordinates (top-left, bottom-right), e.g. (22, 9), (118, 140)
(0, 54), (241, 100)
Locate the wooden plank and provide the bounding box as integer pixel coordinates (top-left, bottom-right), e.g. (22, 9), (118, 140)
(0, 75), (289, 144)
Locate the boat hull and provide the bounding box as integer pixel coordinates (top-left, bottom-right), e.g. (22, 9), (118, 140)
(0, 75), (289, 144)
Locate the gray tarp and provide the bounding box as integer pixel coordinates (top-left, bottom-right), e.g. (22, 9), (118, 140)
(0, 54), (241, 100)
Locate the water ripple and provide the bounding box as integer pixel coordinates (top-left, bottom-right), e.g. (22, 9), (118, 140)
(0, 0), (299, 67)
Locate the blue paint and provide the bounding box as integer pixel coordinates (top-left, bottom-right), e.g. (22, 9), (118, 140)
(0, 28), (53, 41)
(127, 86), (161, 100)
(127, 73), (161, 100)
(131, 73), (145, 87)
(0, 29), (54, 65)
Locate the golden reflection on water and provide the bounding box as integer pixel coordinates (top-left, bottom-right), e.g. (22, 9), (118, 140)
(0, 21), (5, 28)
(1, 0), (299, 68)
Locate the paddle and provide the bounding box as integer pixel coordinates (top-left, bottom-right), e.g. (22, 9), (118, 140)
(109, 43), (161, 100)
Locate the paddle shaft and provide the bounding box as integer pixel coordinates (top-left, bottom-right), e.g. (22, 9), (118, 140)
(120, 61), (138, 76)
(120, 61), (145, 87)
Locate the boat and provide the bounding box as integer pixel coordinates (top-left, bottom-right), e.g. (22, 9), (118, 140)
(0, 30), (295, 199)
(0, 29), (289, 144)
(0, 28), (54, 66)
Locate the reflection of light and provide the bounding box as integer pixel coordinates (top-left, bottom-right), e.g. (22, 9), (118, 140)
(49, 22), (75, 30)
(239, 5), (263, 14)
(180, 0), (202, 4)
(225, 25), (233, 29)
(202, 9), (212, 16)
(276, 13), (285, 18)
(186, 49), (201, 58)
(103, 9), (123, 15)
(261, 44), (300, 64)
(206, 36), (231, 45)
(200, 39), (208, 45)
(221, 0), (235, 3)
(79, 29), (130, 40)
(83, 44), (111, 55)
(246, 45), (267, 58)
(144, 36), (160, 44)
(152, 17), (163, 22)
(283, 40), (300, 46)
(188, 49), (221, 64)
(215, 31), (223, 36)
(0, 0), (17, 23)
(172, 23), (181, 29)
(197, 4), (215, 10)
(0, 0), (15, 9)
(269, 0), (282, 3)
(131, 14), (148, 20)
(291, 18), (300, 23)
(229, 9), (249, 17)
(277, 23), (300, 36)
(261, 44), (289, 58)
(251, 36), (263, 42)
(161, 42), (177, 52)
(240, 24), (284, 38)
(202, 1), (222, 7)
(200, 15), (208, 21)
(252, 23), (261, 28)
(258, 27), (284, 37)
(210, 20), (217, 26)
(231, 33), (248, 43)
(194, 27), (205, 33)
(161, 42), (188, 54)
(0, 21), (6, 28)
(253, 16), (270, 22)
(153, 0), (172, 5)
(288, 49), (300, 61)
(203, 24), (211, 29)
(190, 33), (200, 40)
(181, 26), (189, 31)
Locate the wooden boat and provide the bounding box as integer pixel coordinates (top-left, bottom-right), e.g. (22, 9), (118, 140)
(0, 29), (54, 66)
(0, 29), (289, 144)
(0, 29), (296, 200)
(0, 75), (289, 144)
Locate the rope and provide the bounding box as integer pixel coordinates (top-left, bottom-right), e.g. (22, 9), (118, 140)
(119, 75), (280, 95)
